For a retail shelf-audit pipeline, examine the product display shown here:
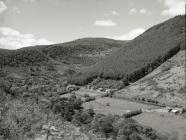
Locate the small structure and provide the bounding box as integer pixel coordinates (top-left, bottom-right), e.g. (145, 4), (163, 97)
(171, 108), (183, 114)
(105, 89), (110, 93)
(86, 85), (91, 89)
(66, 85), (80, 91)
(155, 108), (170, 113)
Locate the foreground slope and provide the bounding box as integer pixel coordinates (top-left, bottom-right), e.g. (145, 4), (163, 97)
(72, 15), (185, 85)
(115, 50), (186, 107)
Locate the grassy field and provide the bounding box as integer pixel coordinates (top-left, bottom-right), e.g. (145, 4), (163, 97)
(114, 50), (186, 107)
(83, 97), (159, 115)
(75, 88), (105, 97)
(133, 112), (186, 140)
(83, 97), (186, 139)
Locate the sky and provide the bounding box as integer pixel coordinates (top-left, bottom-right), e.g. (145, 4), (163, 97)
(0, 0), (185, 49)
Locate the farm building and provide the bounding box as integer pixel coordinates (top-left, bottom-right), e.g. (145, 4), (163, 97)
(66, 85), (80, 91)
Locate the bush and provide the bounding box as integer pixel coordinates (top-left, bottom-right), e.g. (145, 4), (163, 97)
(87, 107), (95, 117)
(51, 95), (83, 121)
(129, 133), (143, 140)
(85, 96), (96, 102)
(123, 110), (142, 118)
(84, 94), (90, 98)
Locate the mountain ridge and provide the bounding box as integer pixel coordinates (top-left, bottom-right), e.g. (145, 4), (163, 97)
(70, 15), (185, 85)
(0, 38), (126, 67)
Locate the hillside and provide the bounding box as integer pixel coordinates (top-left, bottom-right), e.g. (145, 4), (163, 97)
(37, 38), (125, 66)
(71, 15), (185, 85)
(114, 50), (186, 107)
(0, 48), (49, 67)
(0, 38), (125, 67)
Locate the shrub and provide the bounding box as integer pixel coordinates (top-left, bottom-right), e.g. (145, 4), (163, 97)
(87, 107), (95, 117)
(85, 96), (96, 102)
(129, 132), (143, 140)
(123, 110), (142, 118)
(84, 94), (90, 98)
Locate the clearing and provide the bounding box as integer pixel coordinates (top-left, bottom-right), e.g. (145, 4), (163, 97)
(83, 97), (159, 115)
(115, 51), (186, 107)
(133, 112), (186, 140)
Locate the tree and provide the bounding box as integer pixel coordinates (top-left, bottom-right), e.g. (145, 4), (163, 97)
(87, 107), (95, 117)
(129, 133), (142, 140)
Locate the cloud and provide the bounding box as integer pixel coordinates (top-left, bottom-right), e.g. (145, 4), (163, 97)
(0, 27), (54, 49)
(129, 8), (137, 15)
(0, 1), (7, 14)
(12, 6), (21, 14)
(111, 10), (119, 16)
(107, 28), (145, 40)
(94, 19), (117, 27)
(129, 8), (151, 15)
(104, 10), (119, 16)
(23, 0), (36, 2)
(139, 9), (147, 14)
(161, 0), (185, 16)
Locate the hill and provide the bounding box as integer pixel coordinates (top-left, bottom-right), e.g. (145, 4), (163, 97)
(0, 38), (125, 67)
(36, 37), (125, 66)
(0, 48), (49, 67)
(71, 15), (185, 85)
(114, 50), (186, 107)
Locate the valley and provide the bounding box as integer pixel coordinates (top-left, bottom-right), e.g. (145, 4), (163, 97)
(0, 15), (185, 140)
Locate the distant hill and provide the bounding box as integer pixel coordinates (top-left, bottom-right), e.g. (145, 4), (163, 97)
(0, 38), (125, 67)
(71, 15), (185, 85)
(38, 38), (125, 66)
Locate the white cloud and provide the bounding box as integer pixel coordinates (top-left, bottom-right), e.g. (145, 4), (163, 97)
(0, 27), (54, 49)
(0, 1), (7, 14)
(104, 10), (119, 16)
(12, 6), (21, 14)
(139, 9), (147, 14)
(111, 10), (119, 15)
(129, 8), (137, 15)
(107, 28), (145, 40)
(94, 19), (117, 27)
(129, 8), (151, 15)
(23, 0), (36, 2)
(161, 0), (185, 16)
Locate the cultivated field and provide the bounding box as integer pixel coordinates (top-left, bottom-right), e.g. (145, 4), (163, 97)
(133, 112), (186, 140)
(115, 51), (186, 107)
(75, 88), (105, 97)
(83, 97), (159, 115)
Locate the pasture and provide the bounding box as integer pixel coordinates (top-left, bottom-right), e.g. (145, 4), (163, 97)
(75, 88), (105, 97)
(83, 97), (159, 115)
(133, 112), (186, 140)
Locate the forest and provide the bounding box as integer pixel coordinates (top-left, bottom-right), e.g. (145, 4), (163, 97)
(69, 15), (185, 86)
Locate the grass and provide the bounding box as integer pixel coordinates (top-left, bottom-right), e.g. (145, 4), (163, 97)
(83, 97), (159, 115)
(75, 88), (103, 97)
(114, 50), (186, 108)
(133, 112), (186, 140)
